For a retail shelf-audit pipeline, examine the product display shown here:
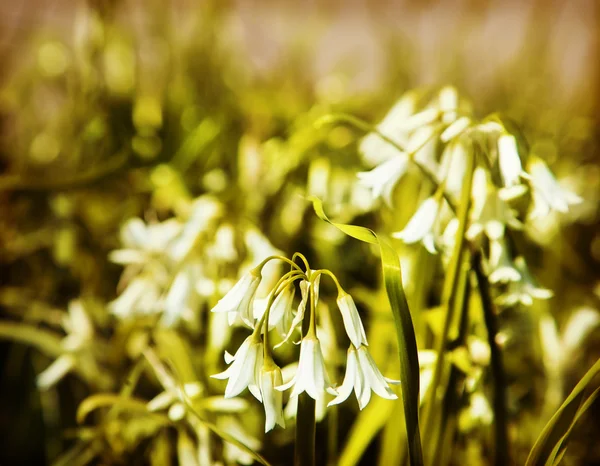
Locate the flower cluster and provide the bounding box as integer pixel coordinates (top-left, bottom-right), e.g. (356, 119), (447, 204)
(210, 254), (398, 432)
(108, 195), (282, 327)
(357, 87), (581, 310)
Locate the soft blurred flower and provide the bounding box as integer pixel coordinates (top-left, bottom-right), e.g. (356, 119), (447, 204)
(527, 155), (582, 218)
(495, 257), (553, 307)
(392, 196), (442, 254)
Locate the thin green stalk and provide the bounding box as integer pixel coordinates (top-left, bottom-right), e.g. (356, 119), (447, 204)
(295, 272), (317, 466)
(421, 140), (475, 465)
(473, 251), (509, 466)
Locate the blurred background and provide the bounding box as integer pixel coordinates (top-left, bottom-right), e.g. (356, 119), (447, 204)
(1, 1), (599, 465)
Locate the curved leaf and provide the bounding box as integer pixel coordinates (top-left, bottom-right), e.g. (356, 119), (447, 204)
(308, 196), (423, 466)
(526, 358), (600, 466)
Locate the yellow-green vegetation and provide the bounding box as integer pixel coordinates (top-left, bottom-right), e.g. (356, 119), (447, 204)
(1, 2), (599, 466)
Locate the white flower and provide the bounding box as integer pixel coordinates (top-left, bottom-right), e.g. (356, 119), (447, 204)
(495, 256), (553, 307)
(211, 269), (262, 327)
(527, 155), (582, 217)
(328, 345), (398, 410)
(488, 237), (521, 284)
(497, 134), (525, 189)
(260, 365), (285, 432)
(276, 336), (335, 400)
(357, 155), (409, 205)
(211, 335), (263, 399)
(392, 196), (441, 254)
(336, 292), (368, 348)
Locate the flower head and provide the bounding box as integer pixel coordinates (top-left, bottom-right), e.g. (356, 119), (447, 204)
(336, 292), (368, 348)
(328, 345), (398, 410)
(211, 268), (262, 327)
(211, 335), (263, 399)
(276, 336), (335, 400)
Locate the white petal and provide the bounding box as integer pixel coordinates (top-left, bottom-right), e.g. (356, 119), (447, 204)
(336, 293), (368, 348)
(357, 347), (398, 400)
(328, 346), (359, 407)
(498, 134), (523, 187)
(392, 197), (440, 244)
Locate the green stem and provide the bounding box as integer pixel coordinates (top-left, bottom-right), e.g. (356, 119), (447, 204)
(295, 273), (317, 466)
(421, 140), (475, 465)
(473, 251), (509, 466)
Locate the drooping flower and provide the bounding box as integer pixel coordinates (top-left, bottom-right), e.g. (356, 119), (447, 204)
(336, 292), (368, 348)
(211, 268), (262, 327)
(488, 237), (521, 284)
(260, 364), (285, 432)
(328, 345), (398, 410)
(498, 134), (525, 188)
(211, 335), (263, 400)
(526, 155), (582, 218)
(495, 256), (553, 307)
(357, 155), (409, 205)
(276, 336), (335, 400)
(392, 196), (441, 254)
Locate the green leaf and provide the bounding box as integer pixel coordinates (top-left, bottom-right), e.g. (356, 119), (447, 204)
(526, 358), (600, 466)
(76, 394), (169, 425)
(0, 322), (63, 357)
(308, 196), (423, 466)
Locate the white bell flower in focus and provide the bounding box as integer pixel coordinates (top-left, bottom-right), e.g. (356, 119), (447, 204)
(211, 268), (262, 328)
(260, 364), (285, 432)
(392, 196), (441, 254)
(276, 336), (335, 400)
(211, 335), (263, 400)
(336, 292), (368, 348)
(328, 345), (399, 410)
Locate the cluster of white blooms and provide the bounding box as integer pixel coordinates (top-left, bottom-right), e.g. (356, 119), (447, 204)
(210, 254), (399, 432)
(356, 87), (581, 309)
(108, 195), (281, 327)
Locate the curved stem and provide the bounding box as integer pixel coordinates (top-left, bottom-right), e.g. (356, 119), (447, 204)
(291, 252), (310, 272)
(255, 255), (304, 274)
(311, 269), (343, 295)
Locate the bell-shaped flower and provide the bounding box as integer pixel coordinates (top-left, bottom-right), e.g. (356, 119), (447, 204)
(211, 335), (263, 399)
(497, 134), (526, 193)
(336, 292), (368, 348)
(211, 268), (262, 327)
(328, 345), (399, 410)
(488, 237), (521, 284)
(392, 196), (441, 254)
(357, 154), (409, 206)
(526, 155), (582, 218)
(276, 335), (335, 400)
(260, 364), (285, 432)
(495, 256), (553, 307)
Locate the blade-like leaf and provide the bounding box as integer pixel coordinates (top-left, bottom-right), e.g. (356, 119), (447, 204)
(308, 196), (423, 466)
(0, 322), (63, 357)
(526, 358), (600, 466)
